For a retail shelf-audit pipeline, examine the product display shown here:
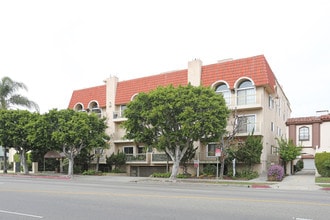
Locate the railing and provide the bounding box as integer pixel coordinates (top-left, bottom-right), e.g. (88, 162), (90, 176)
(152, 153), (170, 162)
(237, 121), (261, 135)
(126, 154), (147, 162)
(193, 152), (219, 162)
(228, 93), (262, 110)
(113, 111), (125, 119)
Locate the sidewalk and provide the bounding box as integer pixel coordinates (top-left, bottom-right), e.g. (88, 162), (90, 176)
(1, 169), (326, 191)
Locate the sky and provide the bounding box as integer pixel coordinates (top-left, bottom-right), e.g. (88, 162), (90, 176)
(0, 0), (329, 117)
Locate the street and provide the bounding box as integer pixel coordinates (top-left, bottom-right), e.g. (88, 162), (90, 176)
(0, 175), (329, 220)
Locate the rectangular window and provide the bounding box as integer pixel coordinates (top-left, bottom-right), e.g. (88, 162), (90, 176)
(124, 146), (134, 155)
(207, 143), (219, 157)
(271, 145), (278, 155)
(238, 115), (256, 133)
(277, 127), (282, 136)
(237, 89), (256, 105)
(271, 122), (274, 132)
(269, 96), (274, 109)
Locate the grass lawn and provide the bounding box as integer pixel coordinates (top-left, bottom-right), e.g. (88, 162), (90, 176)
(315, 177), (330, 187)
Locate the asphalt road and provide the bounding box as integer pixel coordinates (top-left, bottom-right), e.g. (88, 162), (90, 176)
(0, 175), (329, 220)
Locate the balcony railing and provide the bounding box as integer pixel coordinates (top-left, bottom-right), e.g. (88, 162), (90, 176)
(237, 121), (261, 135)
(126, 154), (147, 162)
(113, 111), (125, 120)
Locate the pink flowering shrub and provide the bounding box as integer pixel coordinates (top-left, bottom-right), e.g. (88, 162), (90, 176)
(267, 165), (284, 181)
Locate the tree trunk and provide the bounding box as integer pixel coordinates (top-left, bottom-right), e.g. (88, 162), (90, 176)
(219, 155), (225, 179)
(170, 159), (180, 180)
(96, 156), (100, 172)
(68, 155), (74, 176)
(3, 147), (7, 174)
(20, 149), (29, 174)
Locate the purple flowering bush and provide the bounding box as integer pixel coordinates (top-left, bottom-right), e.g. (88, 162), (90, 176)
(267, 165), (284, 181)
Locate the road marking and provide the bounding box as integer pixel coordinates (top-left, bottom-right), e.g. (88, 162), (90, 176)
(1, 188), (330, 208)
(0, 210), (43, 218)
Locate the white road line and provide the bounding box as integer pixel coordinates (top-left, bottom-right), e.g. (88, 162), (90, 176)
(0, 210), (43, 218)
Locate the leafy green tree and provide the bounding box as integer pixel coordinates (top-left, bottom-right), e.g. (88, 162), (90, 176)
(236, 132), (263, 169)
(51, 109), (109, 176)
(277, 137), (302, 174)
(123, 84), (229, 180)
(106, 152), (126, 171)
(28, 110), (62, 171)
(0, 76), (39, 173)
(0, 110), (39, 174)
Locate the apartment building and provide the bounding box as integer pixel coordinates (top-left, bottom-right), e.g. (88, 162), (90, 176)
(286, 113), (330, 171)
(68, 55), (291, 176)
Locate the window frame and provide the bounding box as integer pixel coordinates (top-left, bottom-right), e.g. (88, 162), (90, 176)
(299, 126), (310, 141)
(237, 114), (256, 134)
(215, 83), (231, 105)
(123, 146), (134, 155)
(236, 80), (256, 105)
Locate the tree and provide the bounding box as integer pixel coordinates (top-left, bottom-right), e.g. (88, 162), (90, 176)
(0, 76), (39, 173)
(0, 110), (39, 174)
(218, 111), (240, 179)
(277, 137), (302, 175)
(0, 76), (39, 111)
(51, 109), (109, 176)
(236, 131), (263, 169)
(123, 84), (229, 180)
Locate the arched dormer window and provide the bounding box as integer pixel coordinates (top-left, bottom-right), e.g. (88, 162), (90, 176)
(74, 103), (84, 112)
(88, 101), (102, 118)
(299, 126), (309, 141)
(236, 79), (256, 105)
(215, 83), (230, 105)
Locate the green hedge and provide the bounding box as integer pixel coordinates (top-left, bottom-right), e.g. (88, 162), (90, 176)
(315, 152), (330, 177)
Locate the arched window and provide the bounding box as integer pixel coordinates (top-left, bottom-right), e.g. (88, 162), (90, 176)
(299, 126), (309, 141)
(215, 84), (230, 105)
(237, 80), (255, 105)
(74, 103), (84, 112)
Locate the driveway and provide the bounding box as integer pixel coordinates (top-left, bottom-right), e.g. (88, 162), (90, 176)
(271, 169), (321, 190)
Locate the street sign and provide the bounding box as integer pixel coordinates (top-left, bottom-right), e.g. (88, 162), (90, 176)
(215, 148), (221, 157)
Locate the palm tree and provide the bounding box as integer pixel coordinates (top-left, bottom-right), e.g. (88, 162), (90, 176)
(0, 76), (39, 173)
(0, 76), (39, 111)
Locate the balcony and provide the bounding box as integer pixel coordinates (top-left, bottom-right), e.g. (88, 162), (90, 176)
(236, 121), (262, 136)
(228, 93), (263, 110)
(113, 111), (127, 122)
(125, 153), (172, 164)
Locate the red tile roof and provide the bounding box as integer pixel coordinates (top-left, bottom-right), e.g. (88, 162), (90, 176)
(201, 55), (276, 91)
(115, 69), (187, 104)
(68, 55), (277, 108)
(286, 115), (330, 125)
(68, 85), (106, 109)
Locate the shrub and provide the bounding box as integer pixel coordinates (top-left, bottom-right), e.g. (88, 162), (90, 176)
(315, 152), (330, 177)
(295, 159), (304, 172)
(267, 165), (284, 181)
(177, 173), (191, 178)
(236, 169), (259, 180)
(203, 164), (217, 176)
(151, 172), (171, 178)
(82, 170), (103, 175)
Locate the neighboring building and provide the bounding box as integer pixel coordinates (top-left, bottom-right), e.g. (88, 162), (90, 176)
(286, 113), (330, 171)
(68, 55), (291, 176)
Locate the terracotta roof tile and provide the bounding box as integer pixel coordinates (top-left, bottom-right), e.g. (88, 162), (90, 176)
(201, 55), (276, 91)
(115, 70), (187, 104)
(286, 116), (324, 125)
(68, 85), (106, 109)
(68, 54), (278, 108)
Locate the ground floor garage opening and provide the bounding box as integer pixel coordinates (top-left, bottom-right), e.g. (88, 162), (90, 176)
(130, 166), (167, 177)
(303, 158), (315, 170)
